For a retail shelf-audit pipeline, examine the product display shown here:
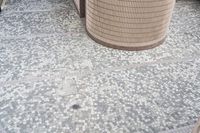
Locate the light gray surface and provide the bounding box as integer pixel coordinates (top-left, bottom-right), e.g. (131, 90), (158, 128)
(159, 125), (194, 133)
(0, 0), (200, 133)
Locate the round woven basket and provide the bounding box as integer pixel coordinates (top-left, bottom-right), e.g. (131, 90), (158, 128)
(86, 0), (175, 50)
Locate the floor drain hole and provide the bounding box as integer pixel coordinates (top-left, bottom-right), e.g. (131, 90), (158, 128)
(72, 104), (81, 110)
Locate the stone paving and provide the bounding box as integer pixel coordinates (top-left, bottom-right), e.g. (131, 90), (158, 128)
(0, 0), (200, 133)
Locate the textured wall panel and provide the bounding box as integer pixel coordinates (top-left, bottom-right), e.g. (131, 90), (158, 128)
(73, 0), (85, 17)
(0, 0), (6, 11)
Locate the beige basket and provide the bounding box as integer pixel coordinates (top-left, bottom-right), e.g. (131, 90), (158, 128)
(86, 0), (175, 50)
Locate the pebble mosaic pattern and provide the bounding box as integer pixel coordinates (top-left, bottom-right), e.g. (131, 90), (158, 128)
(0, 0), (200, 133)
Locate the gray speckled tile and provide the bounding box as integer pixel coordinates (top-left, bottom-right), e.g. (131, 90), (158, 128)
(75, 58), (200, 133)
(0, 11), (55, 37)
(49, 9), (85, 33)
(159, 125), (194, 133)
(4, 0), (72, 12)
(0, 9), (82, 37)
(0, 28), (199, 83)
(0, 33), (93, 82)
(1, 56), (200, 133)
(0, 0), (200, 132)
(0, 30), (199, 83)
(0, 77), (93, 133)
(0, 0), (199, 84)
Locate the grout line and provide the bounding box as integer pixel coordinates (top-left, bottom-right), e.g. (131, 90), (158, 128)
(72, 52), (200, 79)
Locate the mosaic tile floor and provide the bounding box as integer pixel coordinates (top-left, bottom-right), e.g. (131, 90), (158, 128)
(0, 0), (200, 133)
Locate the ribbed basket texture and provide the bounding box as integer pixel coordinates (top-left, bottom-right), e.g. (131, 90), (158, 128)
(86, 0), (175, 50)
